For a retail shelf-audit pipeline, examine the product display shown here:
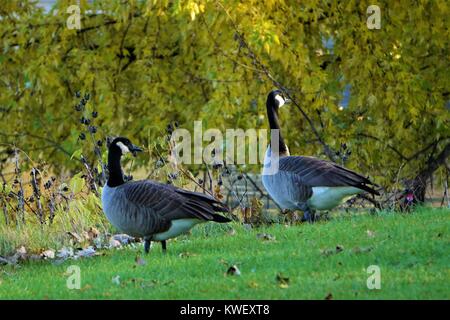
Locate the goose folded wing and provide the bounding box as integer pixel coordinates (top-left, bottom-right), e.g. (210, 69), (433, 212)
(121, 180), (229, 221)
(278, 156), (379, 195)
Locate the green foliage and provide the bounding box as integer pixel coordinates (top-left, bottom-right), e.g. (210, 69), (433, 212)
(0, 207), (449, 299)
(0, 0), (448, 191)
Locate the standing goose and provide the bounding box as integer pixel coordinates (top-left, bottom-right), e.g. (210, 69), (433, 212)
(261, 90), (379, 222)
(102, 137), (231, 254)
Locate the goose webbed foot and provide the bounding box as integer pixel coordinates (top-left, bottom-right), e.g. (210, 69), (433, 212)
(161, 240), (167, 254)
(144, 238), (151, 254)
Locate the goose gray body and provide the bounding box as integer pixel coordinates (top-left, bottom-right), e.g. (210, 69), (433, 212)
(262, 148), (376, 211)
(102, 180), (229, 241)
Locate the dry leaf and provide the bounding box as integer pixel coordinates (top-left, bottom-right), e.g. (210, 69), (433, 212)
(321, 245), (344, 256)
(226, 265), (241, 276)
(41, 249), (55, 260)
(67, 232), (82, 243)
(352, 246), (373, 254)
(109, 238), (122, 248)
(13, 246), (27, 261)
(325, 293), (333, 300)
(76, 246), (96, 258)
(257, 233), (276, 241)
(366, 230), (376, 238)
(179, 252), (197, 258)
(88, 227), (100, 240)
(276, 273), (290, 288)
(112, 234), (136, 245)
(57, 247), (74, 259)
(135, 256), (147, 266)
(112, 275), (121, 285)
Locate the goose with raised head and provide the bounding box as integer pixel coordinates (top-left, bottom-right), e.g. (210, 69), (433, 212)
(261, 90), (379, 222)
(102, 137), (231, 254)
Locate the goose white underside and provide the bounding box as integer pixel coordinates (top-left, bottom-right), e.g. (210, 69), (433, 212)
(308, 186), (362, 210)
(152, 218), (203, 241)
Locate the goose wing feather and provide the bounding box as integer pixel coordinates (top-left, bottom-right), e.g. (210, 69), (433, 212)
(278, 156), (379, 195)
(119, 180), (230, 222)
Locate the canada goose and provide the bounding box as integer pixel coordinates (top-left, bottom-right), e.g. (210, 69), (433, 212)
(262, 90), (379, 222)
(101, 137), (231, 254)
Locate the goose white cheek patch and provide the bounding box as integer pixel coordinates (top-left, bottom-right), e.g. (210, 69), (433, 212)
(116, 141), (130, 154)
(275, 95), (286, 108)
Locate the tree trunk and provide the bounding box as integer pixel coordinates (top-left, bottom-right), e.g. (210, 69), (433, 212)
(412, 143), (450, 202)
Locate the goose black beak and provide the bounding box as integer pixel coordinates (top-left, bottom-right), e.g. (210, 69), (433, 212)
(130, 145), (143, 157)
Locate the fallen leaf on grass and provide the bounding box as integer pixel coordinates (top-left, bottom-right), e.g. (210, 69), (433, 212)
(109, 238), (122, 248)
(112, 234), (136, 245)
(135, 256), (147, 266)
(87, 227), (100, 240)
(67, 232), (82, 243)
(179, 252), (197, 258)
(226, 265), (241, 276)
(41, 249), (55, 260)
(366, 230), (376, 238)
(227, 228), (236, 236)
(324, 293), (333, 300)
(276, 273), (290, 288)
(248, 281), (259, 288)
(75, 246), (96, 258)
(352, 246), (373, 254)
(112, 275), (121, 285)
(57, 247), (74, 259)
(256, 233), (276, 241)
(321, 245), (345, 256)
(81, 284), (92, 291)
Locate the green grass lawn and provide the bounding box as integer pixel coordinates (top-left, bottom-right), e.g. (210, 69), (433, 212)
(0, 207), (449, 299)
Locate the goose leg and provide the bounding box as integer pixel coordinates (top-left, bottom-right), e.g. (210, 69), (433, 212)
(302, 209), (316, 223)
(161, 240), (167, 253)
(144, 238), (151, 254)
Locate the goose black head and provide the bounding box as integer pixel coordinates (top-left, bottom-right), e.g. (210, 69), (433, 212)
(266, 89), (291, 110)
(110, 137), (143, 157)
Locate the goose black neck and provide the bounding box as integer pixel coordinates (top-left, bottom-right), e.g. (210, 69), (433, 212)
(267, 102), (288, 153)
(107, 146), (125, 187)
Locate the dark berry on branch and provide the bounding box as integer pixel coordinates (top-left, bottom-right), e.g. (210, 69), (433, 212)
(79, 133), (86, 140)
(92, 111), (98, 118)
(75, 104), (83, 111)
(97, 140), (103, 147)
(80, 98), (86, 106)
(89, 126), (97, 134)
(75, 91), (81, 98)
(84, 93), (90, 100)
